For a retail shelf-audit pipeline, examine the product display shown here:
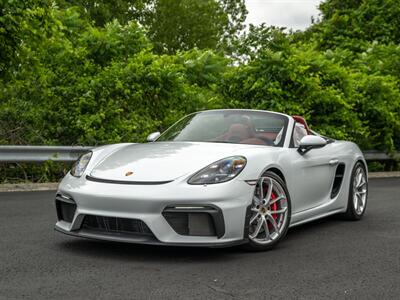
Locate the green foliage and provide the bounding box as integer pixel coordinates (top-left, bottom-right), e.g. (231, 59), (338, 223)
(233, 25), (291, 61)
(0, 0), (55, 77)
(179, 49), (230, 87)
(0, 161), (72, 183)
(146, 0), (225, 54)
(144, 0), (247, 54)
(56, 0), (151, 27)
(354, 42), (400, 79)
(82, 20), (152, 66)
(223, 44), (364, 141)
(0, 6), (226, 146)
(218, 0), (247, 49)
(311, 0), (400, 50)
(55, 0), (247, 54)
(228, 42), (400, 150)
(1, 0), (400, 182)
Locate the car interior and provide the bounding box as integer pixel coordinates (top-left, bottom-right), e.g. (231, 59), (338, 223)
(210, 115), (285, 146)
(213, 115), (313, 147)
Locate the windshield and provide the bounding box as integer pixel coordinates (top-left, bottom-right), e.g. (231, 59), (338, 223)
(157, 110), (288, 147)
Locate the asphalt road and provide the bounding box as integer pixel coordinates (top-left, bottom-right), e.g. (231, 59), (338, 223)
(0, 178), (399, 300)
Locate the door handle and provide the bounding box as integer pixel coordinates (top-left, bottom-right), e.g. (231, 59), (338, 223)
(329, 159), (339, 166)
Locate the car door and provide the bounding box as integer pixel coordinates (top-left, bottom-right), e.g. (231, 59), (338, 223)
(285, 125), (338, 214)
(288, 144), (338, 214)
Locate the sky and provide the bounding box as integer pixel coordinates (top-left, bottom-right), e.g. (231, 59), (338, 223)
(245, 0), (323, 31)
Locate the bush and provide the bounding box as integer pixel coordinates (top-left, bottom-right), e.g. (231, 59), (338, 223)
(0, 8), (226, 146)
(221, 43), (400, 151)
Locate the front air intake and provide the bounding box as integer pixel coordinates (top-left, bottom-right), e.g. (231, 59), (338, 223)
(163, 212), (216, 236)
(81, 215), (153, 236)
(55, 194), (77, 223)
(162, 205), (225, 238)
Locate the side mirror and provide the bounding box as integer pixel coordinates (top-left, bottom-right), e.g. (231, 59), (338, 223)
(298, 135), (327, 155)
(147, 132), (161, 142)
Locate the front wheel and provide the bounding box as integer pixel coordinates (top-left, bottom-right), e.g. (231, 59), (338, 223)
(244, 171), (291, 251)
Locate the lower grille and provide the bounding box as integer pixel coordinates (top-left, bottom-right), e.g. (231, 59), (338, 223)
(81, 215), (153, 236)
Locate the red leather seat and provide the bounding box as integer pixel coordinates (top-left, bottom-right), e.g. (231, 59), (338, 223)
(225, 124), (267, 145)
(292, 115), (311, 134)
(255, 132), (278, 140)
(225, 124), (253, 142)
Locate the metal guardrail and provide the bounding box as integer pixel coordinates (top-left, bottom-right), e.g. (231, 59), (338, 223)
(363, 150), (400, 161)
(0, 146), (93, 162)
(0, 146), (398, 163)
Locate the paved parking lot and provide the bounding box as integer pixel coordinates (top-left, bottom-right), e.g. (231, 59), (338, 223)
(0, 178), (399, 299)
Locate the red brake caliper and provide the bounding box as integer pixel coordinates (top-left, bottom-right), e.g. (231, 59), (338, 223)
(270, 192), (278, 220)
(267, 192), (278, 230)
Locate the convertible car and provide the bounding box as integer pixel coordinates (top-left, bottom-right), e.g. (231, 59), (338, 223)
(55, 109), (368, 250)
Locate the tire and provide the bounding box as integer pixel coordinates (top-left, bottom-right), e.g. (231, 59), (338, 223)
(343, 161), (368, 220)
(243, 171), (291, 251)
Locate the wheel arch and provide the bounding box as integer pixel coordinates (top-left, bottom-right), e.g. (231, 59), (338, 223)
(346, 141), (368, 179)
(357, 159), (368, 173)
(263, 167), (286, 183)
(352, 158), (368, 181)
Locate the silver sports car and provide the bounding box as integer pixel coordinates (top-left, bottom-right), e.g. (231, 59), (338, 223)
(55, 109), (368, 250)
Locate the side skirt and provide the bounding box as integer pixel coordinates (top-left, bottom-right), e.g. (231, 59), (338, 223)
(289, 208), (344, 228)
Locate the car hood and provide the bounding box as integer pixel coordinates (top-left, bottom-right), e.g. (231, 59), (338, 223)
(90, 142), (266, 182)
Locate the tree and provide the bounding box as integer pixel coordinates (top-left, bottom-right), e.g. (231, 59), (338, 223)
(57, 0), (247, 54)
(56, 0), (152, 26)
(310, 0), (400, 50)
(232, 24), (290, 61)
(146, 0), (226, 53)
(0, 0), (55, 77)
(145, 0), (247, 54)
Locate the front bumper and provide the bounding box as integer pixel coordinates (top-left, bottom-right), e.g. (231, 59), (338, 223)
(55, 173), (254, 247)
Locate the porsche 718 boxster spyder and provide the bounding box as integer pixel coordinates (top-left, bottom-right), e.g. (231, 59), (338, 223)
(55, 109), (368, 250)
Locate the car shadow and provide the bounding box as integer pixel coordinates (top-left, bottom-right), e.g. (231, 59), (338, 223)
(287, 215), (343, 237)
(55, 237), (244, 263)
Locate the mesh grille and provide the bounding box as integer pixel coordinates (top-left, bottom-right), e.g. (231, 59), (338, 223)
(81, 215), (152, 236)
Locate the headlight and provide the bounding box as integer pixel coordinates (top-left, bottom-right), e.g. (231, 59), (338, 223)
(188, 156), (247, 185)
(70, 152), (92, 177)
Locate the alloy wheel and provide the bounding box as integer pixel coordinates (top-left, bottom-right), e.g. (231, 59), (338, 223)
(353, 166), (367, 215)
(249, 176), (289, 245)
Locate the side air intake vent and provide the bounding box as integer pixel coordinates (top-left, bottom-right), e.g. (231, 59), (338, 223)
(55, 194), (77, 223)
(162, 205), (225, 238)
(331, 163), (345, 198)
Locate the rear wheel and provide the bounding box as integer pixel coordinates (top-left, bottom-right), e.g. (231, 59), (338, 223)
(343, 162), (368, 220)
(244, 171), (291, 251)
